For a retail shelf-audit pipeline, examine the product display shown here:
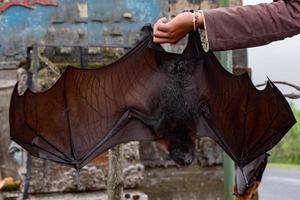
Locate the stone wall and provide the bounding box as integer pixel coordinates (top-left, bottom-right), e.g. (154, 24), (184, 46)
(140, 165), (224, 200)
(22, 145), (144, 194)
(0, 88), (19, 179)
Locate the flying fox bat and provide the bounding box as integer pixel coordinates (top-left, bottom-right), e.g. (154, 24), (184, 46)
(9, 25), (296, 172)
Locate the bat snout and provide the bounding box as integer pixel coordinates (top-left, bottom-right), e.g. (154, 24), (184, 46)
(170, 142), (195, 166)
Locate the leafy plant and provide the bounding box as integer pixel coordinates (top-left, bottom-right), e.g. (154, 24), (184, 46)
(269, 104), (300, 164)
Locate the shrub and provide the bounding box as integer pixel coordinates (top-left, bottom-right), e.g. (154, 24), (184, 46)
(269, 104), (300, 164)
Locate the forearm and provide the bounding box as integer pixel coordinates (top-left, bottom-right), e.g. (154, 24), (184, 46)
(201, 0), (300, 51)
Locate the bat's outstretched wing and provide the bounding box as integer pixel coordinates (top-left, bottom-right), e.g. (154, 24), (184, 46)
(10, 25), (167, 169)
(184, 31), (296, 168)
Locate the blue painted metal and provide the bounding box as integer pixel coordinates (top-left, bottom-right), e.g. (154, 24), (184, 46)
(0, 0), (161, 63)
(0, 5), (56, 55)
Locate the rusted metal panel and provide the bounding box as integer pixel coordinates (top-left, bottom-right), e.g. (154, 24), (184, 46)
(0, 0), (58, 13)
(0, 0), (161, 69)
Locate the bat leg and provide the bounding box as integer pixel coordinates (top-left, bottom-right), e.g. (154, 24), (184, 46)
(129, 108), (195, 165)
(77, 109), (133, 165)
(78, 109), (162, 166)
(128, 108), (165, 135)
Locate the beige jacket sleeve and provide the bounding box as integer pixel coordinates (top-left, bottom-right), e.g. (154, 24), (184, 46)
(200, 0), (300, 51)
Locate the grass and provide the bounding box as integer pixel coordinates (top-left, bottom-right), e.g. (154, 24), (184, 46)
(267, 163), (300, 169)
(268, 105), (300, 165)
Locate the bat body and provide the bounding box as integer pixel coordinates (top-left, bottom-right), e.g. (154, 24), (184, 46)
(10, 25), (296, 173)
(157, 57), (199, 165)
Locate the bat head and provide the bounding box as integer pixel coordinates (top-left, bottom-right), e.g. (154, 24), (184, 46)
(169, 140), (195, 166)
(167, 126), (196, 166)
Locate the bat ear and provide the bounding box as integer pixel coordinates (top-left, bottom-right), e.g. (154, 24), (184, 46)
(141, 24), (153, 38)
(182, 30), (205, 58)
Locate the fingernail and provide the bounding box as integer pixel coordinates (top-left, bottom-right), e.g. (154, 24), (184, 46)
(161, 17), (167, 23)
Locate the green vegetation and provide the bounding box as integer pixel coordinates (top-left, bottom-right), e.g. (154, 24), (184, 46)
(267, 163), (300, 169)
(269, 104), (300, 164)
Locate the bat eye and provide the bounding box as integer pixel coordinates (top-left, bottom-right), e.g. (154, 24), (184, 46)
(176, 64), (182, 71)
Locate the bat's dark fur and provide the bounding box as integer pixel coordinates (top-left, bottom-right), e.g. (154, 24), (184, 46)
(160, 58), (199, 165)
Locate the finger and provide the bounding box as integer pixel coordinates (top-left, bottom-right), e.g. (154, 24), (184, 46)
(154, 17), (168, 31)
(153, 37), (174, 44)
(154, 17), (167, 28)
(156, 17), (167, 24)
(154, 17), (171, 32)
(156, 22), (170, 32)
(153, 30), (172, 38)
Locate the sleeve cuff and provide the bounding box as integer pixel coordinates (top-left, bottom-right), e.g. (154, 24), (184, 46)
(198, 10), (210, 52)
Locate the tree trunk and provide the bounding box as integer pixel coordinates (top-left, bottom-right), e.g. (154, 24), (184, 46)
(107, 144), (124, 200)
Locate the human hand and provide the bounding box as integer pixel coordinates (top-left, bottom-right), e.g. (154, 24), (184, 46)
(153, 12), (203, 44)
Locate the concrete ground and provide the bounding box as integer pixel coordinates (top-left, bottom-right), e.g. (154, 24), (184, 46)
(2, 191), (148, 200)
(259, 168), (300, 200)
